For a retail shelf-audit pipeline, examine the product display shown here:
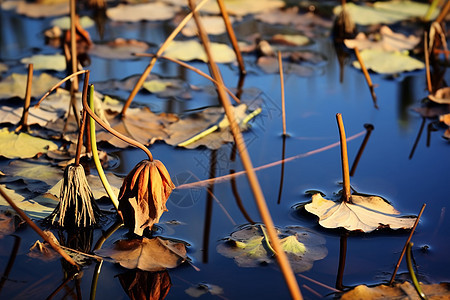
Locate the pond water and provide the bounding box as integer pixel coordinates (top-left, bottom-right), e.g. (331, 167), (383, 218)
(1, 2), (450, 299)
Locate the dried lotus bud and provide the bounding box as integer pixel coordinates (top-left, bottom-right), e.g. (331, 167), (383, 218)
(118, 160), (175, 236)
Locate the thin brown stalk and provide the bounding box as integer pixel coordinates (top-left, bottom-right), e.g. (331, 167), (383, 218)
(389, 203), (426, 285)
(297, 274), (341, 293)
(121, 0), (210, 117)
(80, 75), (153, 161)
(188, 1), (302, 299)
(134, 53), (240, 103)
(0, 187), (78, 267)
(302, 284), (322, 298)
(336, 113), (351, 203)
(70, 0), (78, 91)
(424, 31), (432, 94)
(216, 0), (246, 76)
(16, 64), (33, 132)
(35, 70), (88, 108)
(435, 0), (450, 23)
(278, 51), (287, 136)
(74, 73), (91, 166)
(354, 47), (378, 109)
(350, 123), (374, 177)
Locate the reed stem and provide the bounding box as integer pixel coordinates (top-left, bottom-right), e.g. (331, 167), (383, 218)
(336, 113), (351, 203)
(0, 187), (78, 267)
(217, 0), (246, 76)
(389, 203), (426, 285)
(424, 31), (432, 94)
(354, 47), (378, 109)
(16, 64), (33, 132)
(189, 1), (302, 299)
(278, 51), (287, 136)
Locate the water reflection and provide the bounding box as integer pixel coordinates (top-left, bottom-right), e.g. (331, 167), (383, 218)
(117, 269), (171, 300)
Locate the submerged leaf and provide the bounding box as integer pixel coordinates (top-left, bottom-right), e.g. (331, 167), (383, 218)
(185, 283), (224, 298)
(304, 193), (416, 232)
(217, 224), (327, 273)
(96, 237), (187, 271)
(0, 128), (58, 159)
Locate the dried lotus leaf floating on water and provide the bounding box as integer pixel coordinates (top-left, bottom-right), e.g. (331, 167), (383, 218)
(96, 237), (187, 271)
(217, 224), (327, 273)
(304, 193), (417, 233)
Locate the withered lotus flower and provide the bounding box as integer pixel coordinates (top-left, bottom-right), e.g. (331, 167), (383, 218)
(118, 160), (175, 236)
(48, 164), (102, 228)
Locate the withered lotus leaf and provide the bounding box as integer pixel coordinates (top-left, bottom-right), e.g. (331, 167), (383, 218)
(118, 160), (175, 236)
(96, 237), (187, 271)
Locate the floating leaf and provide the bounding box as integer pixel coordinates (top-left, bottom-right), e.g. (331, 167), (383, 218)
(255, 8), (332, 38)
(0, 105), (61, 127)
(428, 87), (450, 104)
(96, 237), (187, 271)
(271, 34), (310, 46)
(217, 224), (327, 273)
(164, 104), (256, 149)
(0, 63), (8, 73)
(352, 49), (424, 74)
(181, 15), (233, 37)
(199, 0), (285, 16)
(304, 193), (416, 232)
(107, 3), (179, 22)
(96, 106), (177, 148)
(339, 281), (450, 300)
(0, 128), (58, 159)
(20, 54), (66, 71)
(11, 0), (69, 17)
(333, 1), (437, 26)
(0, 184), (58, 219)
(51, 15), (94, 30)
(0, 73), (61, 100)
(89, 38), (150, 59)
(344, 26), (421, 51)
(164, 40), (236, 63)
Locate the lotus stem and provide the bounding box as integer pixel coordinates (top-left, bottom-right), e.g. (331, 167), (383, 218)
(424, 32), (432, 94)
(406, 242), (428, 300)
(80, 79), (153, 161)
(121, 0), (211, 117)
(189, 1), (302, 299)
(336, 113), (351, 203)
(217, 0), (246, 76)
(0, 187), (78, 267)
(35, 70), (88, 108)
(424, 0), (440, 21)
(70, 0), (78, 91)
(88, 84), (119, 210)
(389, 203), (426, 285)
(16, 64), (33, 132)
(278, 51), (287, 136)
(354, 47), (378, 109)
(435, 0), (450, 23)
